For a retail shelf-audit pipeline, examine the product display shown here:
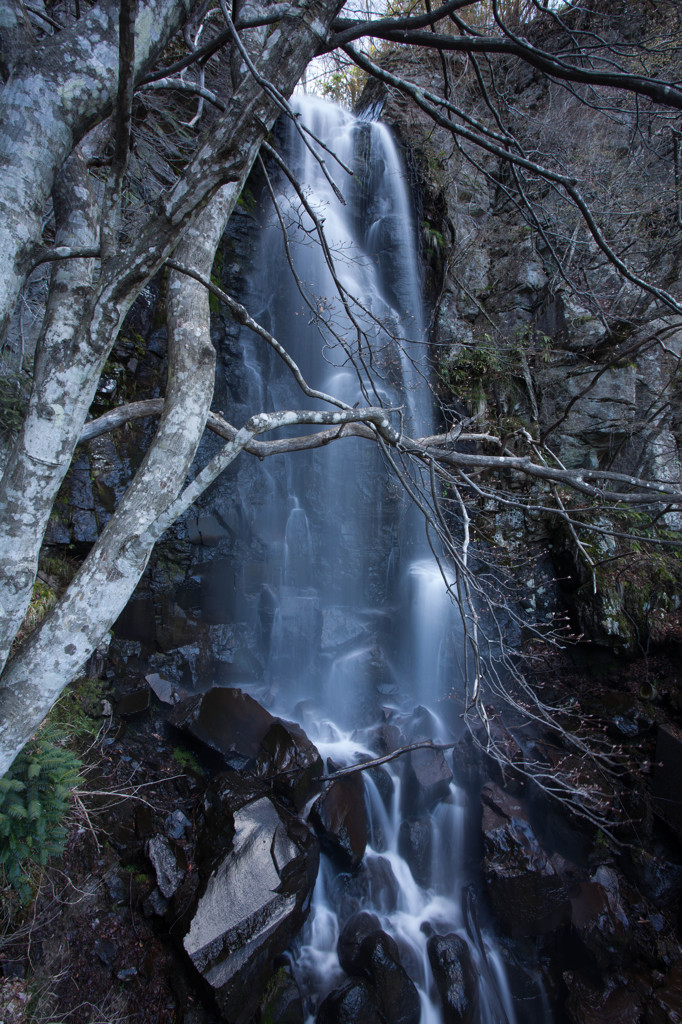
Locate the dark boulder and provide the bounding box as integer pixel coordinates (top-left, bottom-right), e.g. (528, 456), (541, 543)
(426, 933), (477, 1024)
(170, 687), (323, 808)
(310, 774), (368, 870)
(259, 965), (305, 1024)
(316, 978), (382, 1024)
(355, 930), (421, 1024)
(401, 745), (453, 815)
(183, 796), (318, 1024)
(646, 961), (682, 1023)
(564, 972), (643, 1024)
(398, 815), (433, 887)
(331, 856), (400, 918)
(653, 725), (682, 841)
(569, 868), (629, 970)
(337, 911), (382, 975)
(481, 782), (569, 936)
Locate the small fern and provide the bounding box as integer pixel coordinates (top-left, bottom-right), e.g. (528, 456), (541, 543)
(0, 726), (81, 901)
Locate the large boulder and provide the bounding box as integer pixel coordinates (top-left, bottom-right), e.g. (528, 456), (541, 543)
(401, 746), (453, 815)
(427, 933), (477, 1024)
(646, 961), (682, 1023)
(310, 773), (368, 870)
(316, 978), (382, 1024)
(170, 687), (323, 809)
(398, 816), (433, 887)
(183, 796), (318, 1024)
(481, 783), (569, 936)
(337, 911), (382, 974)
(355, 930), (421, 1024)
(569, 868), (629, 970)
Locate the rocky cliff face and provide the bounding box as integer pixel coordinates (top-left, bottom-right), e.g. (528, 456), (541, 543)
(361, 18), (682, 656)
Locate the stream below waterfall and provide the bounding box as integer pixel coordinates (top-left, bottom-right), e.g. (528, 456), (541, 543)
(206, 95), (548, 1023)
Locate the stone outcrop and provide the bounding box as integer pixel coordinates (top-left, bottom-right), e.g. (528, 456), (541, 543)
(480, 782), (569, 936)
(184, 794), (318, 1023)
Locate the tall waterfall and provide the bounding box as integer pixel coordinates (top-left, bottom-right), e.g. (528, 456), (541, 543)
(220, 96), (526, 1023)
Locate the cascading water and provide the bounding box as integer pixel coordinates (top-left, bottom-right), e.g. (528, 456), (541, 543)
(220, 95), (532, 1022)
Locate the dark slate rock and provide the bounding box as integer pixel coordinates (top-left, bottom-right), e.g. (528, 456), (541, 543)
(310, 774), (368, 869)
(316, 978), (382, 1024)
(398, 816), (433, 888)
(427, 933), (477, 1024)
(115, 685), (150, 717)
(481, 782), (569, 936)
(183, 796), (318, 1024)
(356, 930), (421, 1024)
(330, 856), (399, 919)
(259, 965), (305, 1024)
(146, 835), (184, 899)
(165, 809), (191, 840)
(337, 911), (382, 975)
(401, 745), (452, 815)
(653, 724), (682, 839)
(569, 871), (628, 969)
(647, 961), (682, 1023)
(170, 688), (322, 807)
(254, 720), (324, 811)
(563, 972), (643, 1024)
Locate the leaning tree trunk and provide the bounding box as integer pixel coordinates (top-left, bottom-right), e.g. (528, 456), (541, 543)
(0, 0), (347, 774)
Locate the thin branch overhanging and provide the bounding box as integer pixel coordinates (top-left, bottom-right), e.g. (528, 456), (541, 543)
(79, 260), (682, 511)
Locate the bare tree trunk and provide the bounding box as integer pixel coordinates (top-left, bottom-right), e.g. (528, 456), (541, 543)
(0, 185), (232, 775)
(0, 150), (98, 673)
(0, 0), (195, 343)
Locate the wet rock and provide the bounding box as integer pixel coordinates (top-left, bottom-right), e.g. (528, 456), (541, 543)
(569, 872), (629, 969)
(401, 745), (453, 815)
(481, 782), (569, 936)
(316, 978), (382, 1024)
(147, 835), (185, 899)
(427, 933), (477, 1024)
(366, 765), (394, 810)
(115, 685), (150, 717)
(170, 688), (322, 807)
(564, 972), (643, 1024)
(621, 845), (682, 908)
(165, 809), (191, 840)
(330, 856), (399, 918)
(187, 513), (230, 546)
(652, 724), (682, 840)
(398, 815), (433, 887)
(145, 672), (189, 705)
(143, 887), (170, 918)
(369, 722), (405, 755)
(259, 965), (304, 1024)
(647, 961), (682, 1023)
(310, 774), (368, 869)
(337, 911), (382, 974)
(254, 720), (324, 811)
(356, 930), (421, 1024)
(183, 796), (318, 1024)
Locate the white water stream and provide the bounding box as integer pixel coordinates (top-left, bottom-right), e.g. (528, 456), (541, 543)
(225, 96), (528, 1022)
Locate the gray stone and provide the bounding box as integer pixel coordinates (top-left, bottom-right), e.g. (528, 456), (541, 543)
(146, 834), (184, 899)
(183, 797), (318, 1024)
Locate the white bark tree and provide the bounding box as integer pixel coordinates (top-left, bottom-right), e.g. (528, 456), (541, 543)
(1, 0), (681, 777)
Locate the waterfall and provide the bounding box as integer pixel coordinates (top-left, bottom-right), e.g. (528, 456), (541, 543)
(221, 95), (524, 1023)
